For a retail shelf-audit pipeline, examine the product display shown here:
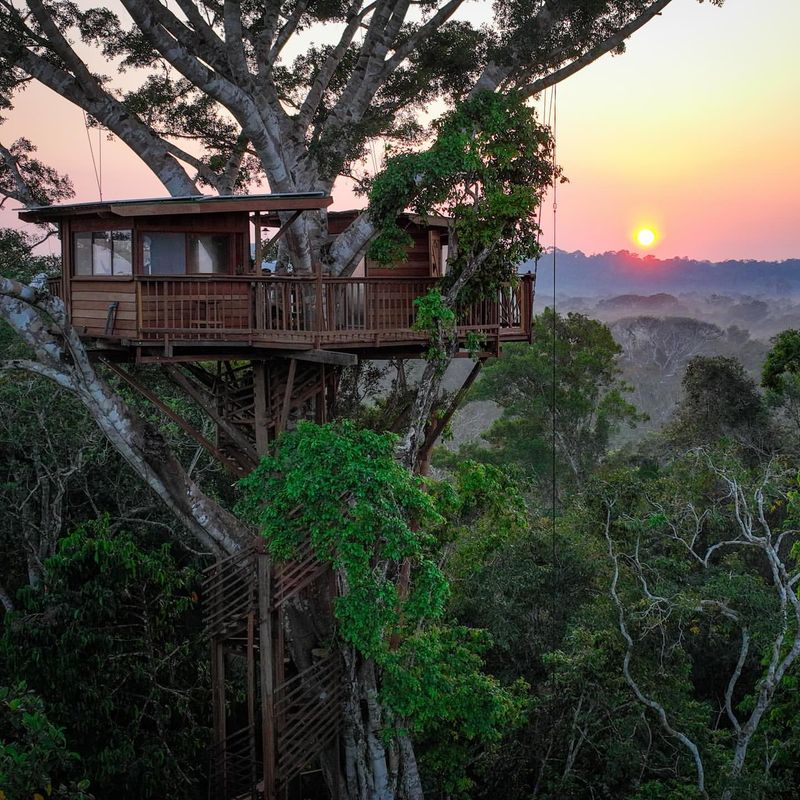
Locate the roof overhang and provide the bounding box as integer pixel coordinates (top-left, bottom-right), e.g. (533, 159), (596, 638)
(18, 192), (333, 223)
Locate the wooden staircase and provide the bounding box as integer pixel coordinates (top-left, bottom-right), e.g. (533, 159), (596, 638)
(203, 535), (342, 800)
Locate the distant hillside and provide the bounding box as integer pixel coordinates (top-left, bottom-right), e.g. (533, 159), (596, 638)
(526, 250), (800, 299)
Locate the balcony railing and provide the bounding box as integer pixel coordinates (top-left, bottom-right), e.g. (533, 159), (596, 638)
(135, 274), (533, 348)
(47, 275), (63, 300)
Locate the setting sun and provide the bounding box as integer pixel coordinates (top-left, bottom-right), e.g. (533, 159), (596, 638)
(636, 227), (657, 247)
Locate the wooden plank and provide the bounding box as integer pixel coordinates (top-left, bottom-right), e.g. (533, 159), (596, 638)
(257, 553), (276, 800)
(282, 349), (358, 367)
(72, 308), (138, 321)
(71, 290), (136, 302)
(277, 359), (296, 435)
(110, 196), (332, 217)
(252, 362), (270, 457)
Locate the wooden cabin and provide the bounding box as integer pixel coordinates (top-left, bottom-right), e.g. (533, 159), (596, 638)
(20, 194), (533, 362)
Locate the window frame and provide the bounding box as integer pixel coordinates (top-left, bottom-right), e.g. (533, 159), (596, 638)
(138, 229), (237, 277)
(70, 223), (134, 280)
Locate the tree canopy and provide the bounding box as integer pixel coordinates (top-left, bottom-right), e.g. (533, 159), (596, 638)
(1, 0), (721, 273)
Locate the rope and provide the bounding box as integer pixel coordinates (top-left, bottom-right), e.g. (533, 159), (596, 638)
(549, 84), (558, 657)
(82, 110), (103, 200)
(533, 87), (557, 285)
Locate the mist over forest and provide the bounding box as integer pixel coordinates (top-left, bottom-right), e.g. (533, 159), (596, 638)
(528, 249), (800, 304)
(442, 250), (800, 450)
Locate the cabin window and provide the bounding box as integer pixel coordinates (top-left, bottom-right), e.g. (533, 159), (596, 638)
(74, 230), (133, 276)
(188, 234), (229, 274)
(143, 232), (230, 275)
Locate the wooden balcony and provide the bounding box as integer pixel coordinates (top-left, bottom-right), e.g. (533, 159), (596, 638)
(54, 273), (534, 356)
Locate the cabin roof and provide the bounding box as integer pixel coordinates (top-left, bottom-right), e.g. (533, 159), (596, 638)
(18, 192), (333, 223)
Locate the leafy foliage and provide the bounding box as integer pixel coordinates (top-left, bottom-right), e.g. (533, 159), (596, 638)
(762, 329), (800, 391)
(0, 683), (91, 800)
(238, 421), (528, 791)
(0, 521), (209, 799)
(444, 309), (641, 495)
(665, 355), (773, 453)
(368, 91), (555, 297)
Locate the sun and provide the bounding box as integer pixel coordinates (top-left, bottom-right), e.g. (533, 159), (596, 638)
(636, 227), (657, 247)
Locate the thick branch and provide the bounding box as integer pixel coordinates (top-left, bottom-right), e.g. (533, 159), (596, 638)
(517, 0), (674, 98)
(0, 142), (35, 205)
(296, 0), (376, 132)
(0, 275), (253, 555)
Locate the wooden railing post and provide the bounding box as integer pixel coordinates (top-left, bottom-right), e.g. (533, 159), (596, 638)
(314, 262), (323, 348)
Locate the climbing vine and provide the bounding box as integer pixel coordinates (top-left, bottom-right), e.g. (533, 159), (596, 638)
(237, 421), (447, 659)
(368, 91), (556, 299)
(237, 422), (528, 791)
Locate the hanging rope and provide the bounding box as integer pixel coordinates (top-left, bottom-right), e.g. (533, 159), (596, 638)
(533, 87), (557, 286)
(83, 110), (103, 200)
(549, 84), (559, 656)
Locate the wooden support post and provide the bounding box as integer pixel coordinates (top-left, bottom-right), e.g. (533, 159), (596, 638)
(163, 365), (258, 467)
(314, 260), (324, 349)
(257, 551), (276, 800)
(253, 361), (271, 456)
(315, 364), (326, 424)
(211, 638), (227, 779)
(277, 358), (297, 435)
(247, 611), (257, 799)
(254, 212), (262, 274)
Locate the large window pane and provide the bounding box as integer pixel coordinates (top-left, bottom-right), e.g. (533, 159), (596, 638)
(112, 230), (133, 275)
(74, 229), (132, 276)
(91, 231), (112, 276)
(74, 232), (92, 275)
(188, 234), (229, 274)
(143, 233), (186, 275)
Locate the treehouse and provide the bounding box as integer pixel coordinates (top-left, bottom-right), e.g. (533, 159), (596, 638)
(18, 192), (536, 800)
(20, 193), (534, 363)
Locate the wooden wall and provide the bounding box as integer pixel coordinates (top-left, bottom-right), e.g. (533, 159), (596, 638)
(70, 278), (137, 338)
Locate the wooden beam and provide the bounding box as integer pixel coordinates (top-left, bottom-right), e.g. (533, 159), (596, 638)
(162, 365), (258, 467)
(101, 359), (239, 474)
(108, 196), (333, 217)
(253, 211), (262, 274)
(257, 552), (276, 800)
(281, 349), (357, 367)
(252, 361), (271, 456)
(277, 358), (297, 436)
(262, 209), (302, 252)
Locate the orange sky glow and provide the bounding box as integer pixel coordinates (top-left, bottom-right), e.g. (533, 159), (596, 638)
(1, 0), (798, 262)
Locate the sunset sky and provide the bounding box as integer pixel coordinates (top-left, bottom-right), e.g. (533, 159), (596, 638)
(2, 0), (798, 262)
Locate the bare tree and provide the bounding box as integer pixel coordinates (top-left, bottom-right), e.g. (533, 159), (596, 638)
(604, 452), (800, 798)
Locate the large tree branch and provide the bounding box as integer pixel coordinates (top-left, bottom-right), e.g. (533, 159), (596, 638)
(326, 0), (405, 131)
(269, 0), (310, 63)
(0, 275), (253, 555)
(296, 0), (377, 132)
(329, 211), (376, 276)
(516, 0), (674, 98)
(378, 0), (464, 81)
(0, 142), (35, 205)
(222, 0), (253, 87)
(3, 36), (200, 195)
(119, 0), (294, 190)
